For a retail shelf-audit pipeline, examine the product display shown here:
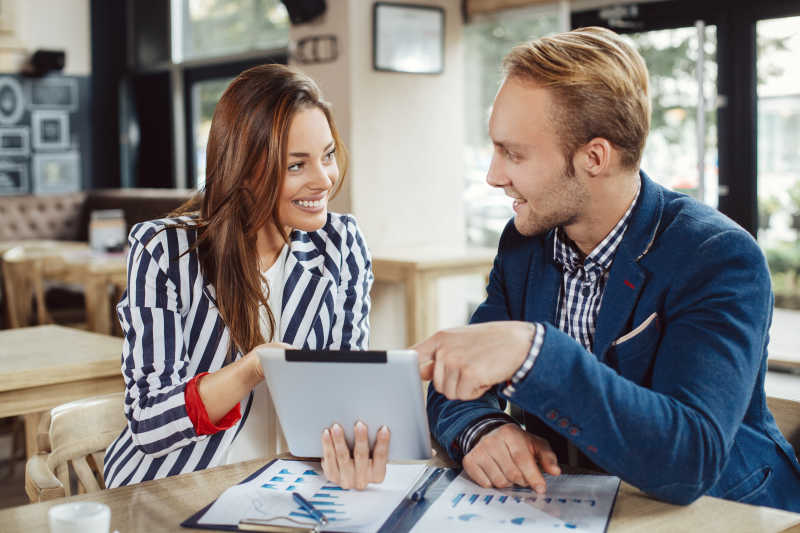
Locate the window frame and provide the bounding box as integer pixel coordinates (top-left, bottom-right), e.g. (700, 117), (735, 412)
(571, 0), (800, 237)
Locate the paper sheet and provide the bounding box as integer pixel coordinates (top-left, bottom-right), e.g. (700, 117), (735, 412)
(409, 472), (620, 533)
(196, 459), (427, 532)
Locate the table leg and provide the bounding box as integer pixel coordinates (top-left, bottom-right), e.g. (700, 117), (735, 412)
(404, 271), (424, 347)
(420, 272), (439, 341)
(84, 277), (112, 335)
(23, 412), (42, 459)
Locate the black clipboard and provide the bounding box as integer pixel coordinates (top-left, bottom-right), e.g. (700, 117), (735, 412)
(180, 458), (459, 533)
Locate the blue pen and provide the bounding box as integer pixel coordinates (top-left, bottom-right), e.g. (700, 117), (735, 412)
(411, 467), (444, 501)
(293, 492), (329, 526)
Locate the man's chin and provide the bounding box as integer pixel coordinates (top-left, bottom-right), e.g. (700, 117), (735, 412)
(513, 215), (552, 237)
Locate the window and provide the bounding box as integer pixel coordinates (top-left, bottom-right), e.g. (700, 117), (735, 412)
(122, 0), (289, 190)
(627, 25), (719, 207)
(756, 16), (800, 316)
(174, 0), (289, 62)
(191, 78), (231, 190)
(463, 5), (563, 247)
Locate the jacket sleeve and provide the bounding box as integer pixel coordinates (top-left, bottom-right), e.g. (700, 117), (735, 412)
(116, 222), (202, 457)
(427, 228), (515, 462)
(328, 215), (373, 350)
(505, 229), (772, 505)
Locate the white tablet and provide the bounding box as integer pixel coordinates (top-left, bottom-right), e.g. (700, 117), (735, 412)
(257, 348), (432, 461)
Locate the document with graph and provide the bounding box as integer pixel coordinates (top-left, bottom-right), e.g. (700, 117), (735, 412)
(181, 459), (619, 532)
(182, 458), (428, 532)
(409, 471), (620, 533)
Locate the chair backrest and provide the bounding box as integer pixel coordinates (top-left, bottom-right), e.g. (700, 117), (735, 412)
(25, 392), (126, 502)
(767, 396), (800, 455)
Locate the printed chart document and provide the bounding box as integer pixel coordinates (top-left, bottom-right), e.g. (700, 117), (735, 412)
(192, 459), (427, 532)
(409, 471), (620, 533)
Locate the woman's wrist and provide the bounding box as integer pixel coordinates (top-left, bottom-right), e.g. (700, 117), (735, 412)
(242, 349), (265, 389)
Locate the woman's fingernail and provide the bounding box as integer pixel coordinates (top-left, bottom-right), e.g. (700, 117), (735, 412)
(379, 425), (389, 434)
(333, 423), (342, 433)
(322, 428), (330, 438)
(355, 420), (366, 429)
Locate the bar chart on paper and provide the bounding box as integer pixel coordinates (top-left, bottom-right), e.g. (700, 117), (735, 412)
(410, 472), (620, 532)
(196, 459), (427, 532)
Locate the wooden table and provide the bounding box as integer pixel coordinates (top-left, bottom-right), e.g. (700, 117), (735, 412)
(768, 308), (800, 373)
(1, 241), (127, 335)
(0, 325), (124, 457)
(372, 247), (496, 346)
(1, 455), (799, 532)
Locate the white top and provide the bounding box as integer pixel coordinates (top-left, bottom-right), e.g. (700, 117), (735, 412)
(224, 244), (289, 465)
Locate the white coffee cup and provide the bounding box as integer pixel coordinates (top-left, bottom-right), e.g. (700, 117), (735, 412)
(48, 502), (111, 533)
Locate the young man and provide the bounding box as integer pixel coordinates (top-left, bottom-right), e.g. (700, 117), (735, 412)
(416, 27), (800, 511)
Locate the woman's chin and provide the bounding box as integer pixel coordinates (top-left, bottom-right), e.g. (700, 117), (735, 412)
(291, 211), (328, 232)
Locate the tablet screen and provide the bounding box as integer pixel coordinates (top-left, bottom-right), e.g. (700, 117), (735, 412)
(257, 348), (432, 460)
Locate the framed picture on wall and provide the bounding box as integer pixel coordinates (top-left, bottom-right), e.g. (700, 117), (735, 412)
(32, 151), (81, 194)
(373, 2), (444, 74)
(27, 77), (79, 111)
(0, 126), (29, 156)
(32, 109), (70, 151)
(0, 160), (28, 195)
(0, 76), (25, 125)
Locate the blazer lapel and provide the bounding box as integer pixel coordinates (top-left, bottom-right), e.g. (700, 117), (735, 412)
(593, 171), (664, 361)
(593, 247), (646, 361)
(279, 232), (336, 348)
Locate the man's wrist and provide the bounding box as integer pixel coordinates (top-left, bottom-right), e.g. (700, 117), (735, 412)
(457, 413), (518, 459)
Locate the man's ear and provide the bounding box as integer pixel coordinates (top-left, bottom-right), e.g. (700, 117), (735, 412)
(575, 137), (613, 177)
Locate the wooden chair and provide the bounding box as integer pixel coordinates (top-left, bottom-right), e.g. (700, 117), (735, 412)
(767, 396), (800, 457)
(25, 392), (125, 502)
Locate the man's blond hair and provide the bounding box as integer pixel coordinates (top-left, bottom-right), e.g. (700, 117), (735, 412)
(503, 26), (650, 171)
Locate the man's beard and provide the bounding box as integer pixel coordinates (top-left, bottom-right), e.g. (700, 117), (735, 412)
(513, 161), (586, 237)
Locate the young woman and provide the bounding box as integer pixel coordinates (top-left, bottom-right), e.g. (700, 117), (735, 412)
(103, 64), (389, 489)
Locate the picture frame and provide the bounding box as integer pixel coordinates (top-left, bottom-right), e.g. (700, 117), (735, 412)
(0, 160), (28, 195)
(26, 77), (79, 112)
(373, 2), (445, 75)
(0, 126), (29, 157)
(31, 109), (70, 151)
(0, 76), (25, 125)
(32, 151), (81, 194)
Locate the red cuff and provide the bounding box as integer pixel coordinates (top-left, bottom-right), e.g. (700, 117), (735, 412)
(185, 372), (241, 435)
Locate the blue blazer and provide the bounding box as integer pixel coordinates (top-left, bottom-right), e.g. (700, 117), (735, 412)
(104, 213), (373, 488)
(428, 172), (800, 511)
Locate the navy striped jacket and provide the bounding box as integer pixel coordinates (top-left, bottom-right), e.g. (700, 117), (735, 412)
(103, 212), (373, 488)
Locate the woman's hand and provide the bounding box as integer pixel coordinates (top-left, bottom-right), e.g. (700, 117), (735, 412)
(321, 422), (390, 490)
(242, 342), (294, 386)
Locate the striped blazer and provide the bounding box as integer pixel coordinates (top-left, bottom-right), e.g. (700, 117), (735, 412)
(103, 212), (373, 488)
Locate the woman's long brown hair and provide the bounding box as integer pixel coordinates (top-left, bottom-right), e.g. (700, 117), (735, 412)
(169, 64), (347, 358)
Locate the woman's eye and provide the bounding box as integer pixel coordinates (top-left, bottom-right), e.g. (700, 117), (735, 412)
(323, 149), (336, 162)
(288, 162), (303, 172)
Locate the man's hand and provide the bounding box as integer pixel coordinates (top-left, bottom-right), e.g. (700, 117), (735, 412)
(414, 321), (535, 400)
(463, 423), (560, 493)
(320, 422), (390, 490)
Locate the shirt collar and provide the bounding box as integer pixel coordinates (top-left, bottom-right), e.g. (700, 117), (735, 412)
(553, 183), (641, 276)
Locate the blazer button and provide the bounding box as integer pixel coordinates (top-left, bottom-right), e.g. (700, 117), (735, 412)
(558, 418), (569, 428)
(546, 410), (558, 420)
(569, 426), (580, 436)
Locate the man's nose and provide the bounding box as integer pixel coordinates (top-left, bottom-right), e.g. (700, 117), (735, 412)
(486, 155), (508, 188)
